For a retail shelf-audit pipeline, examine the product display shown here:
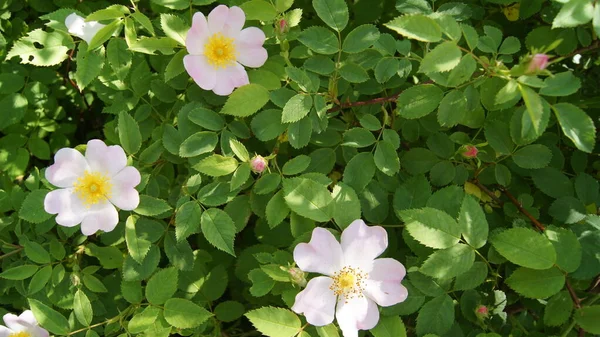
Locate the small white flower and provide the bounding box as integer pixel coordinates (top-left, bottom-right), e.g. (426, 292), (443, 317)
(0, 310), (49, 337)
(292, 220), (408, 337)
(65, 13), (105, 44)
(44, 139), (141, 236)
(184, 5), (268, 96)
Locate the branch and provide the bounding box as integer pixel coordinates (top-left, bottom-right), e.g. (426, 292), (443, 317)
(470, 179), (504, 206)
(561, 40), (600, 60)
(497, 186), (545, 232)
(566, 279), (582, 309)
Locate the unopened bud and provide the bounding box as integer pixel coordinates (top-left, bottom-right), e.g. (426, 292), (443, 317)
(250, 155), (268, 174)
(475, 305), (489, 319)
(289, 267), (307, 287)
(527, 53), (549, 73)
(460, 145), (478, 159)
(278, 19), (288, 34)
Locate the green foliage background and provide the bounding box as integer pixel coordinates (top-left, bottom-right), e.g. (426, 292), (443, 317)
(0, 0), (599, 336)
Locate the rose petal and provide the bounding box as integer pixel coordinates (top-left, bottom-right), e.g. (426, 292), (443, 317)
(184, 55), (217, 91)
(44, 188), (87, 228)
(208, 5), (229, 34)
(335, 296), (380, 337)
(293, 228), (343, 276)
(85, 139), (127, 177)
(80, 21), (105, 44)
(239, 27), (266, 47)
(45, 148), (89, 188)
(2, 314), (24, 332)
(17, 311), (37, 327)
(212, 63), (249, 96)
(237, 45), (268, 68)
(0, 326), (11, 337)
(108, 166), (141, 210)
(291, 276), (337, 326)
(340, 220), (388, 271)
(80, 200), (119, 236)
(363, 258), (408, 307)
(186, 12), (210, 55)
(30, 326), (50, 337)
(223, 6), (245, 37)
(64, 13), (105, 44)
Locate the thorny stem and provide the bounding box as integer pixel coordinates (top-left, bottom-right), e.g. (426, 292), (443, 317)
(566, 279), (582, 309)
(470, 179), (504, 207)
(497, 186), (545, 232)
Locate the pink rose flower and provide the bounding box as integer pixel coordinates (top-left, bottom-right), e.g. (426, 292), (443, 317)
(292, 220), (408, 337)
(184, 5), (268, 96)
(250, 155), (268, 173)
(0, 310), (49, 337)
(527, 53), (549, 73)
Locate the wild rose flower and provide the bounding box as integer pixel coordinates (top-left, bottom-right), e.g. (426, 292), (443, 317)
(292, 220), (408, 337)
(65, 13), (105, 44)
(44, 139), (141, 236)
(461, 145), (478, 158)
(184, 5), (268, 96)
(0, 310), (49, 337)
(250, 155), (268, 173)
(527, 53), (549, 73)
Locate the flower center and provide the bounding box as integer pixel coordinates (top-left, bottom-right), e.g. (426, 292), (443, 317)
(73, 171), (112, 206)
(10, 332), (32, 337)
(204, 33), (237, 68)
(330, 266), (368, 301)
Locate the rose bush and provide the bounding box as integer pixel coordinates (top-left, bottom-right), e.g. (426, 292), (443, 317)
(0, 0), (599, 337)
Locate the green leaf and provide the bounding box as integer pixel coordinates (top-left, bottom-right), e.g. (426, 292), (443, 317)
(532, 167), (574, 198)
(544, 291), (573, 327)
(28, 265), (52, 295)
(461, 24), (479, 50)
(74, 289), (93, 326)
(499, 36), (520, 54)
(437, 90), (467, 127)
(254, 174), (282, 195)
(118, 111), (142, 155)
(545, 226), (582, 273)
(231, 163), (251, 191)
(400, 207), (461, 249)
(107, 39), (132, 81)
(75, 43), (104, 90)
(396, 84), (444, 119)
(339, 62), (369, 83)
(220, 84), (270, 117)
(160, 13), (188, 45)
(552, 103), (596, 153)
(29, 299), (70, 335)
(316, 324), (340, 337)
(454, 262), (488, 291)
(19, 189), (51, 224)
(193, 155), (239, 177)
(164, 298), (213, 329)
(135, 195), (172, 217)
(332, 182), (362, 229)
(179, 131), (218, 157)
(370, 315), (407, 337)
(402, 148), (440, 175)
(485, 120), (513, 155)
(491, 228), (556, 269)
(245, 307), (302, 337)
(23, 241), (50, 265)
(374, 57), (400, 84)
(248, 269), (275, 297)
(7, 29), (73, 66)
(574, 306), (600, 334)
(240, 0), (277, 21)
(0, 93), (28, 131)
(287, 117), (313, 149)
(215, 301), (246, 323)
(506, 267), (565, 299)
(188, 106), (226, 131)
(266, 190), (290, 229)
(128, 306), (160, 333)
(342, 128), (376, 148)
(552, 0), (594, 28)
(146, 267), (178, 305)
(0, 265), (39, 280)
(229, 138), (250, 162)
(385, 14), (442, 42)
(512, 144), (552, 169)
(283, 177), (333, 222)
(298, 26), (339, 54)
(539, 71), (581, 97)
(282, 155), (311, 175)
(85, 243), (124, 269)
(416, 295), (454, 336)
(458, 195), (489, 249)
(175, 201), (201, 242)
(419, 41), (462, 73)
(201, 208), (236, 256)
(164, 232), (194, 271)
(125, 216), (151, 263)
(165, 49), (186, 81)
(312, 0), (349, 31)
(282, 94), (313, 123)
(594, 3), (600, 37)
(342, 24), (380, 53)
(420, 243), (475, 279)
(374, 141), (400, 176)
(88, 20), (121, 51)
(343, 152), (376, 193)
(519, 84), (545, 135)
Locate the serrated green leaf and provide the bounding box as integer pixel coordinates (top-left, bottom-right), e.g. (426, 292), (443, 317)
(28, 265), (52, 295)
(421, 243), (474, 279)
(266, 190), (290, 228)
(506, 267), (565, 299)
(282, 94), (313, 123)
(220, 84), (270, 117)
(454, 261), (488, 291)
(19, 189), (51, 224)
(107, 39), (132, 81)
(164, 298), (213, 329)
(342, 128), (376, 147)
(179, 131), (218, 158)
(374, 141), (400, 176)
(298, 26), (339, 54)
(332, 182), (361, 229)
(419, 41), (461, 73)
(532, 167), (574, 198)
(312, 0), (349, 31)
(240, 0), (277, 21)
(283, 177), (333, 222)
(146, 267), (178, 305)
(125, 215), (151, 263)
(74, 289), (93, 326)
(342, 24), (380, 53)
(374, 57), (400, 84)
(245, 307), (302, 337)
(282, 155), (311, 175)
(188, 106), (226, 131)
(160, 13), (188, 45)
(228, 138), (250, 162)
(574, 305), (600, 334)
(23, 240), (50, 264)
(75, 43), (104, 89)
(544, 291), (573, 327)
(491, 228), (556, 269)
(400, 207), (461, 249)
(7, 29), (74, 66)
(385, 14), (442, 42)
(512, 144), (552, 169)
(416, 295), (454, 336)
(0, 265), (39, 280)
(545, 226), (582, 273)
(118, 111), (142, 155)
(339, 62), (369, 83)
(193, 155), (239, 177)
(371, 315), (407, 337)
(458, 195), (488, 249)
(135, 195), (172, 217)
(539, 71), (581, 97)
(248, 269), (275, 297)
(552, 103), (596, 153)
(29, 298), (70, 335)
(552, 0), (594, 28)
(201, 208), (236, 256)
(397, 84), (444, 119)
(88, 20), (121, 51)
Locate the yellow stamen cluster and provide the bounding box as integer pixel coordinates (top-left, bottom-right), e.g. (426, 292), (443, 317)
(73, 171), (112, 206)
(204, 33), (237, 68)
(9, 332), (32, 337)
(330, 266), (368, 302)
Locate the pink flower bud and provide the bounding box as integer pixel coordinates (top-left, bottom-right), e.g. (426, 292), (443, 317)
(289, 267), (307, 287)
(461, 145), (478, 158)
(475, 305), (489, 318)
(278, 19), (288, 34)
(250, 155), (268, 173)
(527, 54), (549, 73)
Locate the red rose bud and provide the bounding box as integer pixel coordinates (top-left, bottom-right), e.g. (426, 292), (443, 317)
(527, 53), (549, 73)
(461, 145), (478, 158)
(475, 305), (489, 318)
(278, 19), (288, 34)
(250, 155), (268, 173)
